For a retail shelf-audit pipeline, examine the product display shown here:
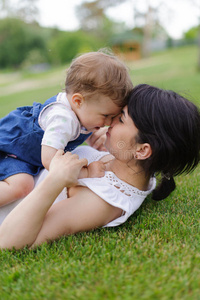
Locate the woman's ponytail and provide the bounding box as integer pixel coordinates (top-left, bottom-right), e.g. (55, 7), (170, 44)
(152, 175), (176, 201)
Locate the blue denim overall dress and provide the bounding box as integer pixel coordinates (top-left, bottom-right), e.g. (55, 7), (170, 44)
(0, 95), (91, 180)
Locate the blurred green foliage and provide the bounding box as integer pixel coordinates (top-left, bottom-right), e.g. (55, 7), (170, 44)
(0, 17), (199, 70)
(0, 18), (47, 68)
(0, 18), (104, 69)
(184, 26), (199, 40)
(47, 30), (102, 65)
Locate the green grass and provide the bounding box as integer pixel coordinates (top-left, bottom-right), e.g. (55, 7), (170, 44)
(0, 45), (200, 299)
(0, 66), (66, 116)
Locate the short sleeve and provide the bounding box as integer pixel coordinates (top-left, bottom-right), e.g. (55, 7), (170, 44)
(40, 103), (81, 150)
(77, 176), (146, 227)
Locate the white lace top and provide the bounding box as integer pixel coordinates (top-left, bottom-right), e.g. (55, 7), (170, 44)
(75, 146), (156, 227)
(0, 146), (156, 227)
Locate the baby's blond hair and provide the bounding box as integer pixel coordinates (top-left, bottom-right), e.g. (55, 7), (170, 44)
(65, 49), (133, 107)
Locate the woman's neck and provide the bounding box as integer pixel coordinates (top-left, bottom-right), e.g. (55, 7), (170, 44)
(104, 157), (150, 191)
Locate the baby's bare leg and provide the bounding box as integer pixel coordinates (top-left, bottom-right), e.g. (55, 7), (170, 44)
(0, 173), (34, 207)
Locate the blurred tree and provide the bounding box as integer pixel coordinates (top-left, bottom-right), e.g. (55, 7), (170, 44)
(76, 0), (125, 30)
(127, 0), (169, 57)
(47, 30), (103, 65)
(0, 0), (11, 17)
(76, 0), (168, 57)
(15, 0), (39, 23)
(0, 0), (39, 22)
(134, 2), (155, 57)
(184, 26), (198, 40)
(78, 0), (196, 62)
(75, 0), (127, 41)
(0, 18), (46, 68)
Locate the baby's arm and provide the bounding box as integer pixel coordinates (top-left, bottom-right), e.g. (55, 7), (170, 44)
(41, 145), (58, 170)
(79, 161), (106, 179)
(40, 102), (80, 170)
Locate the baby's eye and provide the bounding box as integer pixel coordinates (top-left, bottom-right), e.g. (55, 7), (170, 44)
(103, 114), (108, 117)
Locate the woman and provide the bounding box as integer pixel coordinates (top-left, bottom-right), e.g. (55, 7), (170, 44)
(0, 84), (200, 250)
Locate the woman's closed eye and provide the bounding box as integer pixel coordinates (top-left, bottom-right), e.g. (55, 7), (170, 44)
(119, 116), (123, 123)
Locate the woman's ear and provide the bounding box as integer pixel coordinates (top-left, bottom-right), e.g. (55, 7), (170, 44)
(135, 143), (152, 160)
(71, 93), (84, 108)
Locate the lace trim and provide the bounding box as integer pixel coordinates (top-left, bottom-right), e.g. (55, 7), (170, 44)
(105, 171), (152, 197)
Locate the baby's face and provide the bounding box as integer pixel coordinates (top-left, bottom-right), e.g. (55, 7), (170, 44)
(77, 95), (121, 132)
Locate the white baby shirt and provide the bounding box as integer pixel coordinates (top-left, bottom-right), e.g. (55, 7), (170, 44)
(39, 92), (90, 150)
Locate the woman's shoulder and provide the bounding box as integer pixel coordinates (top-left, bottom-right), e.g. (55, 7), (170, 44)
(77, 173), (156, 227)
(78, 171), (156, 210)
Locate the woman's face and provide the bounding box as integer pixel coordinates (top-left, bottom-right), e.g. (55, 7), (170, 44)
(105, 106), (139, 161)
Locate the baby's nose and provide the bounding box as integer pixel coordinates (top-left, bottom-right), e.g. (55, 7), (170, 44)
(104, 117), (112, 126)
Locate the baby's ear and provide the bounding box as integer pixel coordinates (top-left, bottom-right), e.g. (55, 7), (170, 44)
(71, 93), (84, 108)
(136, 143), (152, 160)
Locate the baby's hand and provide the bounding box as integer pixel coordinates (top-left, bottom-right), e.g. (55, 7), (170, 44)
(87, 161), (106, 178)
(49, 150), (88, 187)
(86, 128), (108, 151)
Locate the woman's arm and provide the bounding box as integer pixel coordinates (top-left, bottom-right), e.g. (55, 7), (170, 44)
(0, 150), (88, 249)
(31, 187), (122, 247)
(0, 150), (122, 250)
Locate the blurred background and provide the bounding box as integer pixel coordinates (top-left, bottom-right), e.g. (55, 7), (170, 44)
(0, 0), (200, 115)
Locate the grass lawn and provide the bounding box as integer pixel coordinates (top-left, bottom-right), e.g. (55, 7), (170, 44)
(0, 45), (200, 299)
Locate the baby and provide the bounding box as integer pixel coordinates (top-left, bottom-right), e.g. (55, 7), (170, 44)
(0, 49), (133, 206)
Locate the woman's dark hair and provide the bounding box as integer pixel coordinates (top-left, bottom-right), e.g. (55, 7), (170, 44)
(128, 84), (200, 200)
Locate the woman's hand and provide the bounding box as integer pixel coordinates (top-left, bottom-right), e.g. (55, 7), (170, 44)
(49, 150), (88, 187)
